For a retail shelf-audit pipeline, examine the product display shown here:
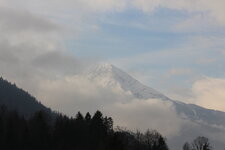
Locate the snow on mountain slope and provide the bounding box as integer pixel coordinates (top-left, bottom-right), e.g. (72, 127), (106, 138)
(88, 63), (170, 100)
(88, 63), (225, 127)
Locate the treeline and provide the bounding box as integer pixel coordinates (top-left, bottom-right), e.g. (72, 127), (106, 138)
(183, 136), (212, 150)
(0, 105), (169, 150)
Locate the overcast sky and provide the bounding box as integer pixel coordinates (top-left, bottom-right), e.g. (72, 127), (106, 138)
(1, 0), (225, 112)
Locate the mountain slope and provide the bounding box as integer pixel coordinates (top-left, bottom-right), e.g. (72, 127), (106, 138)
(0, 77), (53, 118)
(174, 101), (225, 126)
(88, 63), (225, 127)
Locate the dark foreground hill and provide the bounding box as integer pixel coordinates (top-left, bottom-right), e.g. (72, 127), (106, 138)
(0, 77), (52, 118)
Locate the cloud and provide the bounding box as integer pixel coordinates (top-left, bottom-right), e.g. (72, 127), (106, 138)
(0, 8), (58, 33)
(167, 76), (225, 112)
(0, 7), (63, 54)
(132, 0), (225, 26)
(0, 0), (128, 28)
(1, 0), (127, 12)
(34, 74), (183, 137)
(0, 7), (87, 96)
(190, 77), (225, 111)
(2, 0), (225, 35)
(32, 51), (84, 75)
(106, 98), (183, 135)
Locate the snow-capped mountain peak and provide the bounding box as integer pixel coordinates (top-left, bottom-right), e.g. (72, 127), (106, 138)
(88, 63), (169, 100)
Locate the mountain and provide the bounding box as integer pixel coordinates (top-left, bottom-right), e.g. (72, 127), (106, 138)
(0, 77), (53, 118)
(87, 63), (225, 149)
(88, 63), (225, 127)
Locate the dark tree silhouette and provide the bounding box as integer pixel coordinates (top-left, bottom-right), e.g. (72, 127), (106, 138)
(183, 142), (191, 150)
(192, 136), (212, 150)
(142, 129), (169, 150)
(183, 136), (212, 150)
(85, 112), (91, 121)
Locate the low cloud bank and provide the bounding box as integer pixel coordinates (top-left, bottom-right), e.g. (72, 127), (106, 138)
(36, 75), (183, 137)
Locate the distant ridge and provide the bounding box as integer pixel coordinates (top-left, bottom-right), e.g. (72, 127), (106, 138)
(0, 77), (53, 118)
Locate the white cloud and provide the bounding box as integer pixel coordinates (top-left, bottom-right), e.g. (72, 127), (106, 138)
(107, 99), (182, 135)
(190, 77), (225, 111)
(167, 76), (225, 112)
(0, 0), (128, 39)
(132, 0), (225, 26)
(2, 0), (225, 34)
(34, 74), (183, 137)
(0, 0), (127, 21)
(1, 0), (127, 11)
(0, 6), (88, 96)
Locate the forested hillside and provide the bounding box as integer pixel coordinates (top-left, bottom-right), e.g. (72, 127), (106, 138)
(0, 77), (52, 118)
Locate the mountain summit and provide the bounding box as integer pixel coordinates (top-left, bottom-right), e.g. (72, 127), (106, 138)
(88, 63), (170, 100)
